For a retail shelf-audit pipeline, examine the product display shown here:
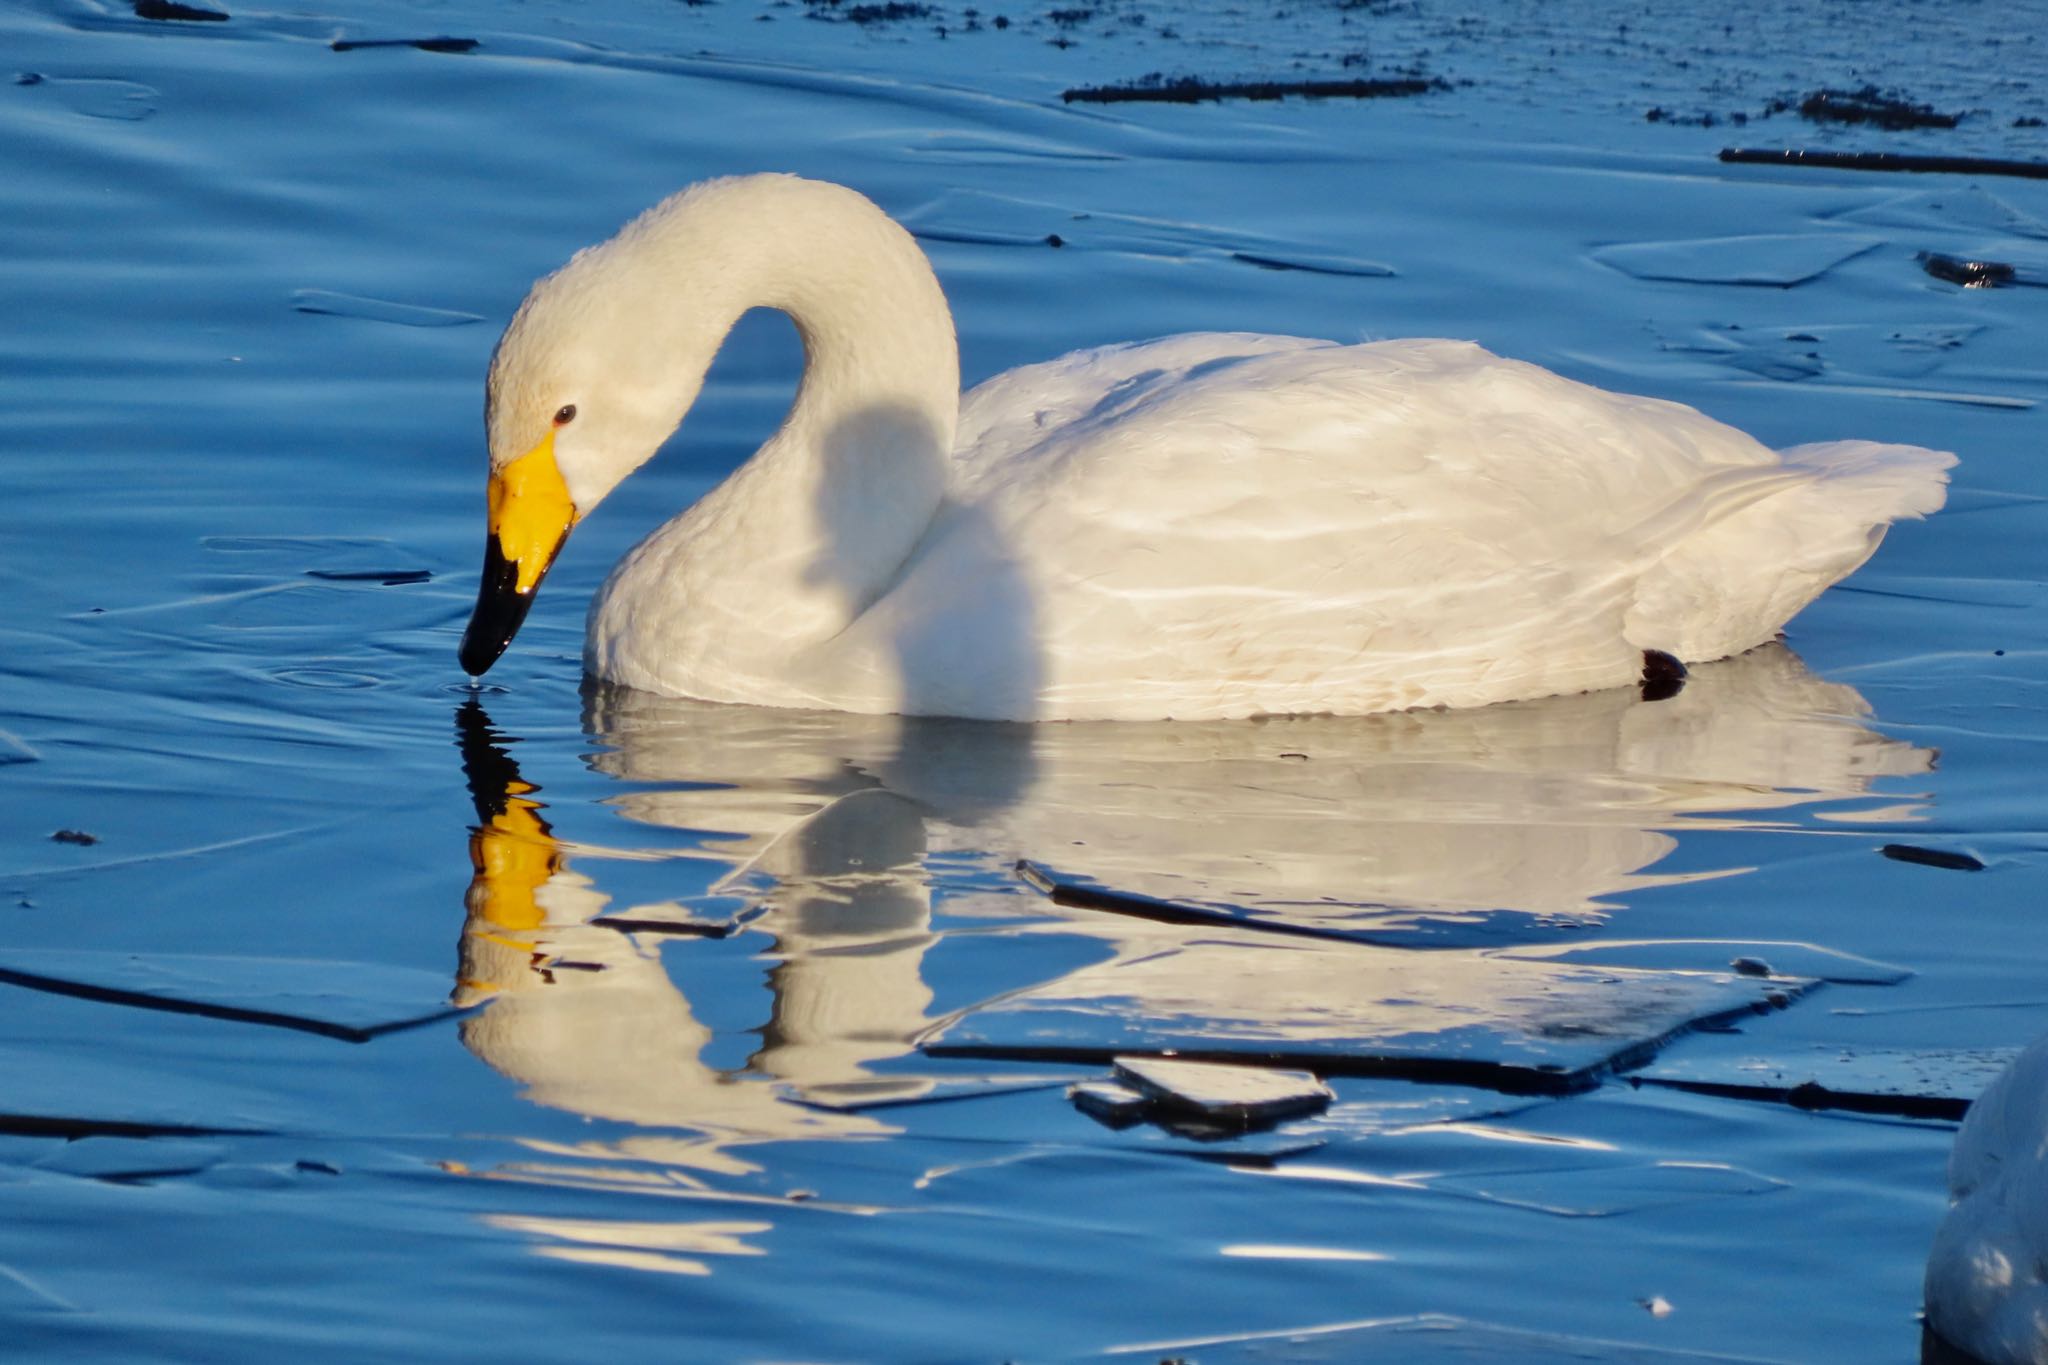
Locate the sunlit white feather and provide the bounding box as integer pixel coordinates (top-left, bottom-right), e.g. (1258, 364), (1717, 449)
(486, 174), (1954, 721)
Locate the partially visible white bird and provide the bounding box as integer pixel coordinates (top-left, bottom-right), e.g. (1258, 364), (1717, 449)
(458, 173), (1954, 721)
(1926, 1035), (2048, 1365)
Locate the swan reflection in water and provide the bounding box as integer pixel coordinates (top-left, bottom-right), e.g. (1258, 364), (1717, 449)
(452, 643), (1933, 1180)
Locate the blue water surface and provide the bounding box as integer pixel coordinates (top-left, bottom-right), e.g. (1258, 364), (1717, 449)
(4, 0), (2046, 1359)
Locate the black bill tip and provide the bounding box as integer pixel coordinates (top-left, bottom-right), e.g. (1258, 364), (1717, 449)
(458, 533), (538, 677)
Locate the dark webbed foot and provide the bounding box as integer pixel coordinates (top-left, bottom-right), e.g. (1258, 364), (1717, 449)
(1640, 648), (1688, 702)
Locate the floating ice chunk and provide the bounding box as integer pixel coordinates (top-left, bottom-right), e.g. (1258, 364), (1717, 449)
(1068, 1080), (1152, 1123)
(1593, 233), (1884, 286)
(1113, 1056), (1334, 1124)
(1496, 938), (1910, 986)
(926, 937), (1808, 1092)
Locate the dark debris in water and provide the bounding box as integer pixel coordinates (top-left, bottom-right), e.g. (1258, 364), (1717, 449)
(133, 0), (228, 20)
(1063, 73), (1448, 105)
(1918, 252), (2018, 288)
(1634, 1074), (1969, 1122)
(1229, 250), (1395, 278)
(0, 1111), (265, 1141)
(330, 37), (480, 53)
(304, 568), (433, 585)
(292, 289), (482, 328)
(1015, 859), (1390, 948)
(1790, 85), (1960, 131)
(1719, 147), (2048, 181)
(49, 829), (99, 846)
(1879, 842), (1986, 872)
(1638, 85), (1960, 133)
(800, 0), (934, 23)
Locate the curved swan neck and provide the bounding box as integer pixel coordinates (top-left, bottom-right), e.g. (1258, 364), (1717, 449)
(505, 175), (961, 513)
(559, 177), (967, 686)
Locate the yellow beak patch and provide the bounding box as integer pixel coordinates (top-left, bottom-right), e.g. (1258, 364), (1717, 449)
(488, 431), (579, 595)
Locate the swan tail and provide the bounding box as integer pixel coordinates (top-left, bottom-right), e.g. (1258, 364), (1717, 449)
(1624, 440), (1955, 661)
(1778, 439), (1958, 523)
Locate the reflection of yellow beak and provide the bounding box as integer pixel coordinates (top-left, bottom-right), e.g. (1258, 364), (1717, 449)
(458, 431), (580, 676)
(466, 779), (561, 935)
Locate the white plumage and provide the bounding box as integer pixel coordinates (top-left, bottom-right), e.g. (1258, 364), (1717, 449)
(1927, 1035), (2048, 1365)
(468, 173), (1954, 721)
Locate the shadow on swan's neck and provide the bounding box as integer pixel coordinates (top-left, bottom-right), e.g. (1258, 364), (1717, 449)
(583, 176), (968, 671)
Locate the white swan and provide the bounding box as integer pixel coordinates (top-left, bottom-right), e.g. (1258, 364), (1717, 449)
(1926, 1035), (2048, 1364)
(458, 173), (1954, 722)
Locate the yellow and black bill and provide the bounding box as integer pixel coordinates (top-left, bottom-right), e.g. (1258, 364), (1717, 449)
(458, 434), (578, 677)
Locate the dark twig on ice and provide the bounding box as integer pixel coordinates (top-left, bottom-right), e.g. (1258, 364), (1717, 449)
(1719, 148), (2048, 181)
(1063, 75), (1446, 105)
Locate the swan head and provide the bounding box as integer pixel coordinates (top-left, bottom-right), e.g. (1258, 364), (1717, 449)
(458, 235), (717, 678)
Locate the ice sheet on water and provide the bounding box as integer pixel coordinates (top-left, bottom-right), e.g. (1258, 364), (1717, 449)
(1495, 939), (1910, 986)
(10, 73), (156, 121)
(1114, 1312), (1801, 1362)
(0, 949), (470, 1042)
(1288, 1082), (1550, 1140)
(0, 1040), (282, 1138)
(1432, 1159), (1788, 1219)
(1592, 233), (1886, 286)
(1641, 1043), (2023, 1109)
(925, 936), (1810, 1091)
(1826, 186), (2048, 242)
(27, 1136), (227, 1183)
(1652, 319), (1999, 385)
(897, 187), (1395, 276)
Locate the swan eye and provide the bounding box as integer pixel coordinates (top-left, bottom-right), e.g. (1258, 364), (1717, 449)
(553, 404), (578, 426)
